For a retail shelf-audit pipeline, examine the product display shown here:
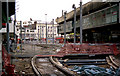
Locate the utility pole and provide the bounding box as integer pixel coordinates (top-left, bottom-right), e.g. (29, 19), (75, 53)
(45, 14), (47, 44)
(64, 12), (67, 45)
(6, 0), (10, 53)
(52, 19), (54, 44)
(72, 4), (76, 45)
(80, 0), (83, 44)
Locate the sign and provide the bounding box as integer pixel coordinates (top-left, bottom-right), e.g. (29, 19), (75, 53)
(0, 1), (2, 30)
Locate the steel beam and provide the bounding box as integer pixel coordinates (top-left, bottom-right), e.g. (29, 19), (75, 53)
(64, 12), (67, 45)
(64, 62), (107, 65)
(7, 0), (10, 53)
(60, 59), (106, 63)
(80, 0), (82, 44)
(72, 4), (76, 45)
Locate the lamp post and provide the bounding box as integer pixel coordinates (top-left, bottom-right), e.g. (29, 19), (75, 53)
(20, 21), (22, 53)
(28, 21), (32, 42)
(39, 20), (41, 43)
(80, 0), (82, 44)
(64, 12), (67, 45)
(52, 19), (54, 44)
(45, 14), (47, 44)
(38, 26), (39, 42)
(24, 27), (26, 44)
(14, 9), (16, 50)
(72, 4), (76, 45)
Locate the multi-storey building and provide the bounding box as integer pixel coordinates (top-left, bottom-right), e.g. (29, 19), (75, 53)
(56, 1), (120, 43)
(16, 21), (37, 41)
(36, 23), (58, 40)
(16, 21), (58, 42)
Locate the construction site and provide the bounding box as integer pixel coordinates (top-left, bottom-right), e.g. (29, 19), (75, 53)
(0, 0), (120, 76)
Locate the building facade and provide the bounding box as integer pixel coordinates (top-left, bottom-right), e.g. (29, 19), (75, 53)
(56, 2), (120, 43)
(16, 21), (37, 41)
(36, 23), (58, 40)
(16, 21), (58, 43)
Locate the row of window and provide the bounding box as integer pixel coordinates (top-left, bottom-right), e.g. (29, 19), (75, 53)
(17, 28), (34, 32)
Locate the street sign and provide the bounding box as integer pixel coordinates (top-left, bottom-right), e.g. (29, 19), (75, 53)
(0, 1), (2, 30)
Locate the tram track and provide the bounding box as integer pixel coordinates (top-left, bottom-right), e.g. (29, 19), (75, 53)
(31, 55), (74, 76)
(31, 54), (119, 76)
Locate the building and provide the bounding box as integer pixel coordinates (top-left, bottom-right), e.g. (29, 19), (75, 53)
(36, 22), (58, 42)
(16, 20), (37, 41)
(56, 1), (120, 43)
(16, 21), (58, 43)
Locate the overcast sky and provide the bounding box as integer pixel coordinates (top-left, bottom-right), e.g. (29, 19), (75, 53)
(16, 0), (91, 23)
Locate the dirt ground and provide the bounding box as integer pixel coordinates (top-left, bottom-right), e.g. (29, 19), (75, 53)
(12, 43), (62, 75)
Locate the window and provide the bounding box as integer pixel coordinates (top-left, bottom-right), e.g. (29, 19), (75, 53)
(30, 30), (34, 32)
(17, 29), (19, 31)
(27, 30), (29, 32)
(51, 35), (52, 37)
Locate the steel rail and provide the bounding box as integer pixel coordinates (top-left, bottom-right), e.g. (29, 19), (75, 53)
(49, 56), (74, 76)
(31, 55), (73, 76)
(31, 55), (41, 76)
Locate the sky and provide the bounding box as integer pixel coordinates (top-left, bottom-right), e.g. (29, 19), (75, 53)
(16, 0), (91, 23)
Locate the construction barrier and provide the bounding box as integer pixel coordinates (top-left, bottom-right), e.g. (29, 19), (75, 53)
(57, 43), (120, 55)
(2, 45), (15, 75)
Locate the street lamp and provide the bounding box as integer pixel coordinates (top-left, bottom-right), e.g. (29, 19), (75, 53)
(38, 26), (39, 42)
(20, 21), (22, 52)
(72, 4), (76, 45)
(40, 25), (41, 43)
(28, 21), (32, 42)
(52, 19), (54, 44)
(45, 14), (47, 44)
